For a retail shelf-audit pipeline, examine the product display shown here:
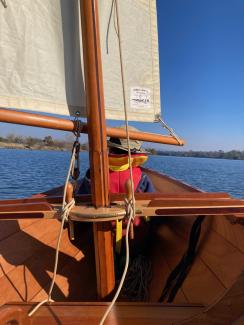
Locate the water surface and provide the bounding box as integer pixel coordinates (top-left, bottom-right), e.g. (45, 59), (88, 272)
(0, 149), (244, 199)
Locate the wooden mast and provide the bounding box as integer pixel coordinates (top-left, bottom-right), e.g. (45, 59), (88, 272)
(79, 0), (115, 298)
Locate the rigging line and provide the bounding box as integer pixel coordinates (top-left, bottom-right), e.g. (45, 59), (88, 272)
(99, 1), (136, 324)
(106, 0), (115, 54)
(99, 200), (133, 325)
(0, 0), (7, 8)
(114, 0), (135, 202)
(156, 115), (183, 146)
(28, 138), (78, 317)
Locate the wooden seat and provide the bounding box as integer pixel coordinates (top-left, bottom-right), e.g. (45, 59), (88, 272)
(0, 302), (204, 325)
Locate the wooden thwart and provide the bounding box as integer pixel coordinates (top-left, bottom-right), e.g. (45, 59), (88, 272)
(0, 192), (232, 207)
(0, 302), (204, 325)
(0, 196), (244, 220)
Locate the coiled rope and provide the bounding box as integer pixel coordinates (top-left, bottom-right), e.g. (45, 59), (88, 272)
(99, 1), (136, 324)
(121, 254), (152, 301)
(28, 138), (79, 317)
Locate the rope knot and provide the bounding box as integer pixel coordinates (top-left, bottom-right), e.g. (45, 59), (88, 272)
(61, 198), (75, 222)
(124, 198), (135, 221)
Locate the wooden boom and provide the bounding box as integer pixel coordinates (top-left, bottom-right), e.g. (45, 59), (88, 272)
(0, 108), (184, 146)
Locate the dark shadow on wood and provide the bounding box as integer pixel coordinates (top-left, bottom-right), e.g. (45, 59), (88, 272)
(0, 220), (97, 303)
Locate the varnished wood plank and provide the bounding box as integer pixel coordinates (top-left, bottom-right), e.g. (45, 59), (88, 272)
(149, 198), (244, 207)
(31, 249), (96, 303)
(0, 220), (64, 279)
(177, 272), (244, 324)
(150, 234), (189, 303)
(0, 302), (204, 325)
(0, 191), (231, 206)
(0, 306), (31, 325)
(171, 216), (244, 289)
(198, 230), (244, 288)
(154, 222), (226, 304)
(0, 211), (57, 220)
(0, 224), (98, 305)
(212, 216), (244, 254)
(0, 202), (53, 212)
(143, 168), (200, 194)
(31, 224), (97, 302)
(0, 220), (38, 241)
(155, 206), (244, 216)
(0, 231), (81, 305)
(111, 192), (232, 202)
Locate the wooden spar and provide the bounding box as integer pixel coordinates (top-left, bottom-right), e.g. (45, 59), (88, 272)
(79, 0), (115, 299)
(0, 108), (184, 146)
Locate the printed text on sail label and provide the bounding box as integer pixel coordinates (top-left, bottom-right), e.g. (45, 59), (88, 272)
(130, 87), (151, 109)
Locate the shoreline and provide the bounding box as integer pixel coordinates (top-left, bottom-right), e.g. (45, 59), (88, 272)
(0, 142), (68, 151)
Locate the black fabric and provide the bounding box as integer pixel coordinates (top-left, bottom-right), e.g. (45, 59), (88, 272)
(158, 215), (205, 303)
(136, 173), (155, 193)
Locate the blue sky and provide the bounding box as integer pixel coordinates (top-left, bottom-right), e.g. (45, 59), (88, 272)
(1, 0), (244, 151)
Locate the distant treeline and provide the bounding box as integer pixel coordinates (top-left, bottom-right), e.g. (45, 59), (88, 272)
(0, 134), (88, 151)
(150, 150), (244, 160)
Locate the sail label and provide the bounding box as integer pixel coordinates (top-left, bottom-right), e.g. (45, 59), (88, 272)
(130, 87), (151, 109)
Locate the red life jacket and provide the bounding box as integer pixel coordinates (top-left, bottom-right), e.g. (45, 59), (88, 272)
(109, 167), (142, 193)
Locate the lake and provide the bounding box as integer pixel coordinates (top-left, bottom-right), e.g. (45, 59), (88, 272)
(0, 148), (244, 199)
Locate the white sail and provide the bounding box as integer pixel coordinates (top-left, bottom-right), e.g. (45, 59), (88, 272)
(0, 0), (160, 122)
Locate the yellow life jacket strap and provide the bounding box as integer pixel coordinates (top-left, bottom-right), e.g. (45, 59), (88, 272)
(115, 219), (123, 254)
(109, 153), (148, 172)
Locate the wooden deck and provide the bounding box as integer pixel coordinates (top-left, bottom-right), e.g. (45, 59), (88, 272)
(0, 220), (97, 305)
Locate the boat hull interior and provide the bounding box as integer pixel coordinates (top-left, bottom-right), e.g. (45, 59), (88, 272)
(0, 168), (244, 323)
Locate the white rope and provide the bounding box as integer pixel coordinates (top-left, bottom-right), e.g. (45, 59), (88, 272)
(99, 200), (133, 325)
(99, 1), (136, 324)
(28, 142), (77, 317)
